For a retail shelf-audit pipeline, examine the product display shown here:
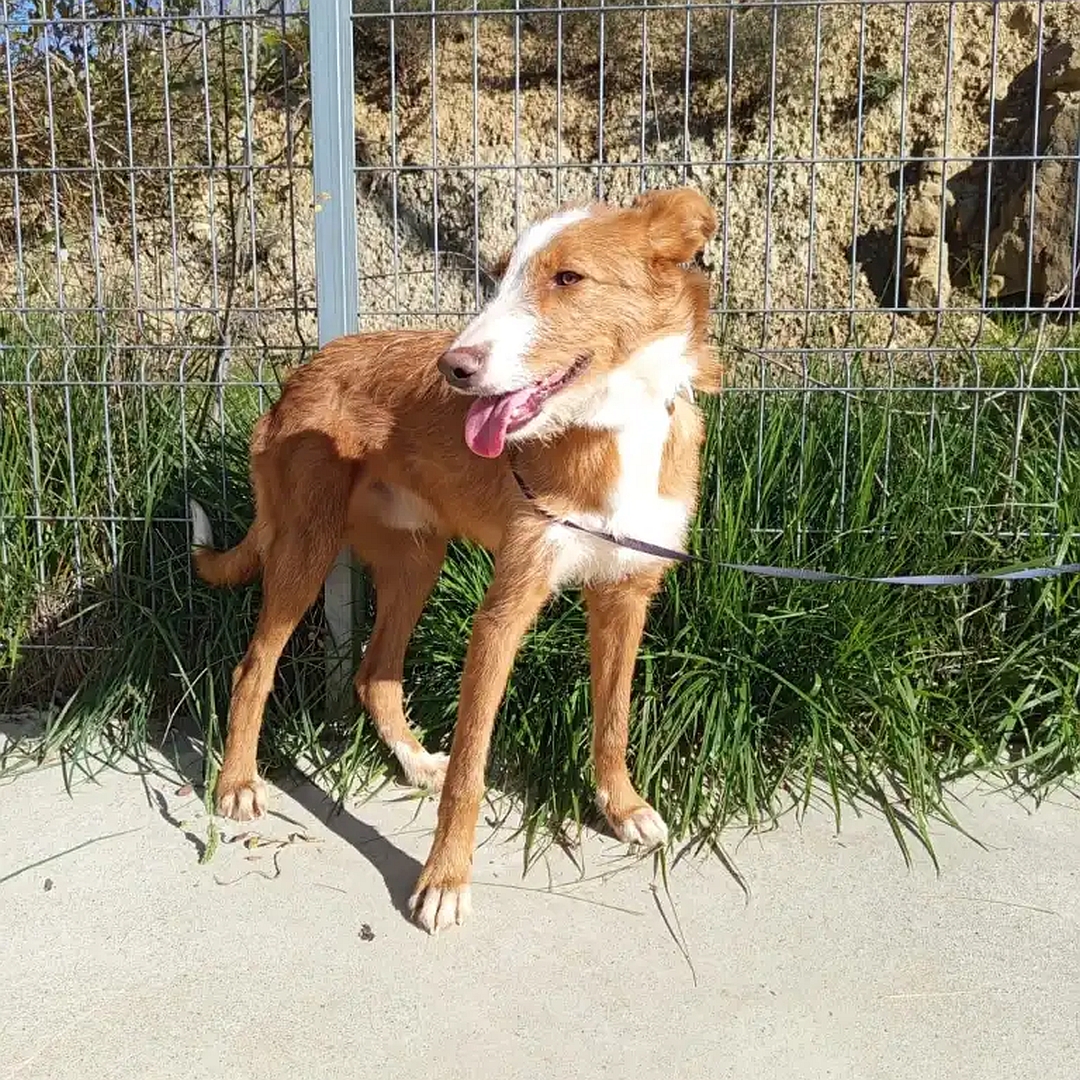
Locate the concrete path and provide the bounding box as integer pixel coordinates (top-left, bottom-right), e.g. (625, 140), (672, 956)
(2, 747), (1078, 1080)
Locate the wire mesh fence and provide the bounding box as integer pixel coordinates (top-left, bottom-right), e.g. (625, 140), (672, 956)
(1, 0), (1078, 690)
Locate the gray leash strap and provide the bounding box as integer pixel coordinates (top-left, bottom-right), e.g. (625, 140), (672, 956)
(510, 465), (1080, 587)
(687, 560), (1080, 586)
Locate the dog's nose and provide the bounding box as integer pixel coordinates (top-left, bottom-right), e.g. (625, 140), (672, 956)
(438, 345), (488, 389)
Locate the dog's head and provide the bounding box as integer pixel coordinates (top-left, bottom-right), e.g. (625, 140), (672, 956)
(437, 187), (718, 458)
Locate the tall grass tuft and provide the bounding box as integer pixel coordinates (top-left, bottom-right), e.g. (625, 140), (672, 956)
(2, 315), (1078, 854)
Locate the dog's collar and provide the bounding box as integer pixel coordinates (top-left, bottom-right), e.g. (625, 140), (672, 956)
(507, 452), (695, 565)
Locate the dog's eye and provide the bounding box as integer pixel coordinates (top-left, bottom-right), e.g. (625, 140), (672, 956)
(553, 270), (582, 287)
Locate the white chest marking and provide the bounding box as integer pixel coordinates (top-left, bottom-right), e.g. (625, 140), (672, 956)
(545, 334), (696, 589)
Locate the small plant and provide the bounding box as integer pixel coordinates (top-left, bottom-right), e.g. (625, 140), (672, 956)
(863, 65), (903, 110)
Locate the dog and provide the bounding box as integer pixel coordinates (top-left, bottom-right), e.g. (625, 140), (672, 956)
(189, 186), (720, 933)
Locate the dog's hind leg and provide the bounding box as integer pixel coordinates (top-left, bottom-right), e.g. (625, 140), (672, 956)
(352, 524), (449, 791)
(215, 523), (342, 821)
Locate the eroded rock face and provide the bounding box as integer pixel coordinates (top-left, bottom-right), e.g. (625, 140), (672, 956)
(5, 5), (1080, 352)
(987, 97), (1079, 305)
(904, 234), (951, 313)
(902, 155), (953, 316)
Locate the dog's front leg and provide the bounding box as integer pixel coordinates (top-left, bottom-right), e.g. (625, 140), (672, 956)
(410, 550), (551, 934)
(584, 572), (670, 849)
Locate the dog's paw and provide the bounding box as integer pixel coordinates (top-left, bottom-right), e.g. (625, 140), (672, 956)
(409, 879), (472, 934)
(393, 742), (449, 792)
(215, 776), (269, 822)
(609, 804), (669, 850)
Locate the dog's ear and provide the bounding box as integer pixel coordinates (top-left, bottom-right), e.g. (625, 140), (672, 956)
(633, 187), (717, 265)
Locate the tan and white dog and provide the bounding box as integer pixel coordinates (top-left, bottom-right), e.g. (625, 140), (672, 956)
(189, 186), (720, 932)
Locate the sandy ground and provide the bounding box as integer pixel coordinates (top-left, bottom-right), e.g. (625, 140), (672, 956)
(2, 748), (1078, 1080)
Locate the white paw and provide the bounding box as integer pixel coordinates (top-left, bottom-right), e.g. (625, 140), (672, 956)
(410, 883), (472, 934)
(393, 742), (449, 792)
(612, 804), (669, 849)
(215, 777), (269, 822)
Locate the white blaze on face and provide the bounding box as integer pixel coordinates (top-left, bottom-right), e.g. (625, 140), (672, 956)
(450, 207), (591, 393)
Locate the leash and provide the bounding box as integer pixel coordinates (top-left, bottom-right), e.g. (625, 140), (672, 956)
(509, 463), (1080, 587)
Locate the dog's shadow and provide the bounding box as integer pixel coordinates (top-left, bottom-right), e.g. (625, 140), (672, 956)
(280, 772), (425, 919)
(125, 728), (425, 922)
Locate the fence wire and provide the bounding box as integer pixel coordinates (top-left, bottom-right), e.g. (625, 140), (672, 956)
(0, 0), (1077, 667)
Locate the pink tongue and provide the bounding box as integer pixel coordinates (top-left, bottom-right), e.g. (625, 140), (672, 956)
(464, 389), (534, 458)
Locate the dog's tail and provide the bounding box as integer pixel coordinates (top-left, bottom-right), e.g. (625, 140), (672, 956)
(189, 498), (261, 588)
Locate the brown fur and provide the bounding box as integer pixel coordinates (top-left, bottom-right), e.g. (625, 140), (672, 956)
(192, 187), (719, 931)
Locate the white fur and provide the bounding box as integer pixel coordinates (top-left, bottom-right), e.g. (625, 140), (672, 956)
(503, 207), (592, 282)
(449, 207), (592, 394)
(543, 334), (696, 589)
(453, 300), (536, 393)
(392, 741), (449, 791)
(509, 331), (696, 445)
(581, 333), (696, 430)
(189, 498), (213, 550)
(411, 882), (472, 934)
(371, 483), (437, 533)
(596, 789), (670, 848)
(216, 777), (269, 821)
(610, 805), (669, 848)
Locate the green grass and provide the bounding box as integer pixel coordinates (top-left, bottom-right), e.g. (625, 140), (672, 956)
(862, 66), (903, 110)
(2, 312), (1079, 860)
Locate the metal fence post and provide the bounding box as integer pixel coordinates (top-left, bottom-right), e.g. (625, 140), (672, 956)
(310, 0), (359, 706)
